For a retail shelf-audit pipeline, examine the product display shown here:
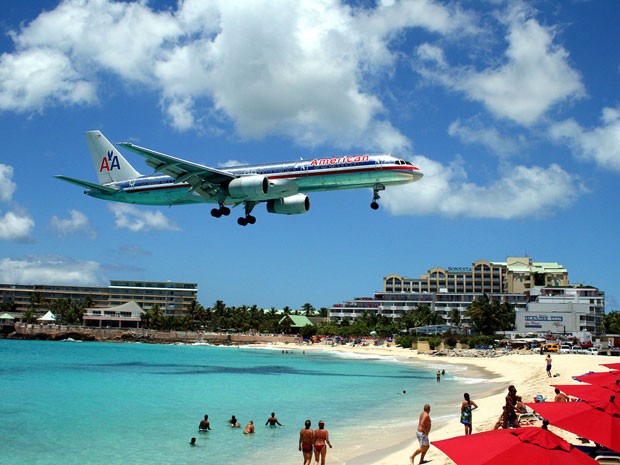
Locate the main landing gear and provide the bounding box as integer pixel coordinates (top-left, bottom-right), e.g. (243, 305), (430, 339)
(371, 184), (385, 210)
(237, 201), (257, 226)
(210, 204), (231, 218)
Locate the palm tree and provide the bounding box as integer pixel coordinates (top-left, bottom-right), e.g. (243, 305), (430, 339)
(465, 295), (515, 335)
(301, 303), (315, 316)
(448, 308), (461, 328)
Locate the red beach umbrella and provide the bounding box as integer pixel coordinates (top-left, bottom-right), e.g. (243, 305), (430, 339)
(433, 427), (598, 465)
(602, 363), (620, 371)
(526, 402), (620, 452)
(553, 384), (620, 404)
(574, 371), (620, 391)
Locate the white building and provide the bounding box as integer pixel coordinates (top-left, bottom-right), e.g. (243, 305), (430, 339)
(515, 286), (604, 334)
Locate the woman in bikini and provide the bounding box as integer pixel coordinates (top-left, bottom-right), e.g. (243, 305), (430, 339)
(313, 420), (332, 465)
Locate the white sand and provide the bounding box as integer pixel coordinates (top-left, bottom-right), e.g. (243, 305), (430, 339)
(261, 342), (619, 465)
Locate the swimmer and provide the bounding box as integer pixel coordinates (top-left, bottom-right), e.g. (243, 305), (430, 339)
(243, 420), (255, 434)
(266, 412), (283, 427)
(229, 415), (240, 428)
(198, 414), (211, 432)
(189, 437), (197, 446)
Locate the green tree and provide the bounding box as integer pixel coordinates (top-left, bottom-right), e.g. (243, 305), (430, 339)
(465, 295), (515, 335)
(301, 303), (315, 316)
(448, 308), (461, 328)
(603, 311), (620, 334)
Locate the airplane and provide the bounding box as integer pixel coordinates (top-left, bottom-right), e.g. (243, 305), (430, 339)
(56, 130), (423, 226)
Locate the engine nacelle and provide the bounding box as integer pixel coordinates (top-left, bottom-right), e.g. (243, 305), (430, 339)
(266, 194), (310, 215)
(227, 175), (269, 199)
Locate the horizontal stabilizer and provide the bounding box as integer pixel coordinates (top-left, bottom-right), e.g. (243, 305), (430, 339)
(54, 175), (119, 194)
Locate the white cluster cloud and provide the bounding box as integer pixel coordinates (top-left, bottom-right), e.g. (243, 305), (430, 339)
(383, 155), (583, 219)
(415, 3), (585, 126)
(0, 164), (34, 241)
(549, 107), (620, 173)
(0, 255), (104, 285)
(109, 204), (180, 232)
(50, 209), (97, 239)
(1, 0), (476, 150)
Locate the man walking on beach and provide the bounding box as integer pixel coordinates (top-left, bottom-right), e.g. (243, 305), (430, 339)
(299, 419), (314, 465)
(410, 404), (431, 465)
(546, 354), (552, 378)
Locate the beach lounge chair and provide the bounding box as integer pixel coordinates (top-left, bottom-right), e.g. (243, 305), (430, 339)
(595, 456), (620, 464)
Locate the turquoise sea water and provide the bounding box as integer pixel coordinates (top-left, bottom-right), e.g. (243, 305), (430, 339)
(0, 340), (495, 464)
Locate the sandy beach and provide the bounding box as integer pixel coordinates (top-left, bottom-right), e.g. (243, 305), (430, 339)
(262, 342), (619, 465)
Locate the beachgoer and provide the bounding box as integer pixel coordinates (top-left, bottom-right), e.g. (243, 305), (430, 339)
(546, 354), (552, 378)
(502, 385), (519, 429)
(243, 420), (255, 434)
(189, 437), (197, 446)
(493, 410), (504, 430)
(460, 392), (478, 435)
(229, 415), (240, 428)
(554, 388), (569, 402)
(409, 404), (431, 465)
(198, 414), (211, 432)
(313, 420), (332, 465)
(515, 396), (527, 414)
(436, 370), (441, 382)
(441, 369), (445, 376)
(299, 419), (314, 465)
(266, 412), (283, 427)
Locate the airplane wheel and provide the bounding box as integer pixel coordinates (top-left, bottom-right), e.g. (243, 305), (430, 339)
(221, 206), (231, 216)
(211, 208), (222, 218)
(247, 215), (256, 224)
(370, 201), (379, 210)
(238, 217), (248, 226)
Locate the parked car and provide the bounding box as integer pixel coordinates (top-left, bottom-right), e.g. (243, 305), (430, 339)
(544, 343), (559, 353)
(560, 344), (572, 354)
(570, 345), (584, 354)
(587, 347), (599, 355)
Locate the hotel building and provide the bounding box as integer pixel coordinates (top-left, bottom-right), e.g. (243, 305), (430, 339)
(329, 256), (604, 334)
(0, 280), (198, 318)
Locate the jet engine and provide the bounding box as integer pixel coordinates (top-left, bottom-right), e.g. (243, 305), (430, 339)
(227, 175), (269, 199)
(266, 194), (310, 215)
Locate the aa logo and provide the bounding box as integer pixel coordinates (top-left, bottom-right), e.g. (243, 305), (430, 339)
(99, 150), (121, 172)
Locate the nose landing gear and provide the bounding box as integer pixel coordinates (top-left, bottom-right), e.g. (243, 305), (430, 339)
(371, 184), (385, 210)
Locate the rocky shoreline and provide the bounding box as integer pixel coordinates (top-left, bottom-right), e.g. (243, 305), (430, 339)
(2, 323), (299, 345)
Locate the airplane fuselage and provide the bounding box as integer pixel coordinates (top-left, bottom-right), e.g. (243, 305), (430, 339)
(86, 154), (421, 206)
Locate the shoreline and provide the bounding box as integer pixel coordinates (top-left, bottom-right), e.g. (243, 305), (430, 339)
(252, 341), (620, 465)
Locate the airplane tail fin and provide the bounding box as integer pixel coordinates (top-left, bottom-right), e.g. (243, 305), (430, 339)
(85, 130), (141, 184)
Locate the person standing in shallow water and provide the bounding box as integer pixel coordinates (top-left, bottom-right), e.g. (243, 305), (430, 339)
(460, 392), (478, 435)
(198, 414), (210, 432)
(299, 419), (314, 465)
(313, 420), (332, 465)
(266, 412), (283, 427)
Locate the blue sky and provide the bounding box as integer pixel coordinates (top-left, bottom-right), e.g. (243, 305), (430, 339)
(1, 0), (619, 311)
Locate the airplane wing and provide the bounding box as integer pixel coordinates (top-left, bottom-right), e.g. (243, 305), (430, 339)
(118, 142), (236, 200)
(55, 175), (119, 194)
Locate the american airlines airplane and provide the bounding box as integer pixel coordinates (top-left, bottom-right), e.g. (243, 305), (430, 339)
(56, 130), (423, 226)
